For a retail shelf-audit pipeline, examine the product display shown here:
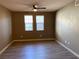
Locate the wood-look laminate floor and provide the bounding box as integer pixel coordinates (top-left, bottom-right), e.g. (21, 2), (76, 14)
(0, 41), (78, 59)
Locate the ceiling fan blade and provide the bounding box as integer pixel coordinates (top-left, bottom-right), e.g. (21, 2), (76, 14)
(33, 5), (46, 9)
(36, 7), (46, 9)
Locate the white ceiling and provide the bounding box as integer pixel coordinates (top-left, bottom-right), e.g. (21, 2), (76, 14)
(0, 0), (74, 12)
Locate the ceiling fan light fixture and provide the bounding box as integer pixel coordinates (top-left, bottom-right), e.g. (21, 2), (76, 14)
(35, 5), (38, 8)
(33, 9), (37, 12)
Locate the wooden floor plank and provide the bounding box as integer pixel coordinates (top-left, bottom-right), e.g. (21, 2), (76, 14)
(0, 41), (78, 59)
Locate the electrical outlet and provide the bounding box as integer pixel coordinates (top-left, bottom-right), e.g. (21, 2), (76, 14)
(65, 41), (67, 44)
(68, 41), (70, 44)
(40, 34), (42, 37)
(20, 35), (23, 38)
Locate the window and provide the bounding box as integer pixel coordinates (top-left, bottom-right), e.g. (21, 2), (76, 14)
(24, 15), (33, 31)
(36, 15), (44, 31)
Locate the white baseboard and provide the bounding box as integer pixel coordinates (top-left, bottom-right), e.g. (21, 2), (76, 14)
(14, 38), (55, 42)
(56, 40), (79, 58)
(0, 41), (14, 54)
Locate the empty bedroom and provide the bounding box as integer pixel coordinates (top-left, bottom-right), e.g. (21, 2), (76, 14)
(0, 0), (79, 59)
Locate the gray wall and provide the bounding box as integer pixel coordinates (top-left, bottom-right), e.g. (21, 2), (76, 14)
(0, 6), (12, 51)
(56, 2), (79, 55)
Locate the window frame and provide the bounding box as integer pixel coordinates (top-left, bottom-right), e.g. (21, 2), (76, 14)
(36, 15), (45, 31)
(24, 15), (33, 31)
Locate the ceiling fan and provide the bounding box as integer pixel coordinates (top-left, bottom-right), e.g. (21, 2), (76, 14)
(15, 2), (46, 11)
(33, 5), (46, 11)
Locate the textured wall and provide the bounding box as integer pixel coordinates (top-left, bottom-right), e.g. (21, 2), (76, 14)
(0, 6), (12, 51)
(12, 12), (56, 40)
(56, 2), (79, 55)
